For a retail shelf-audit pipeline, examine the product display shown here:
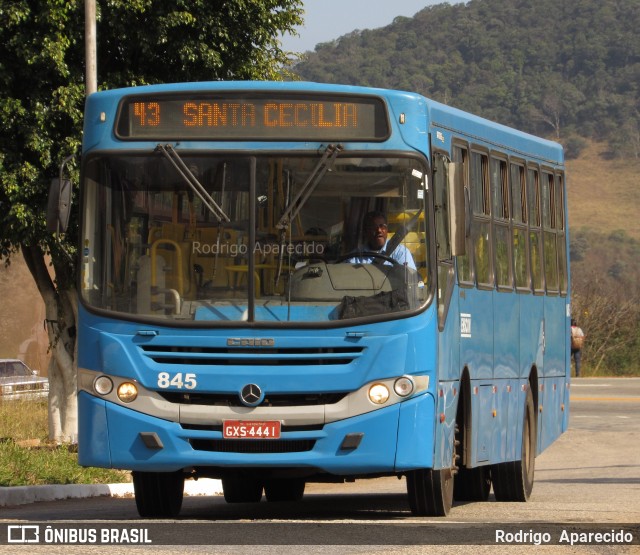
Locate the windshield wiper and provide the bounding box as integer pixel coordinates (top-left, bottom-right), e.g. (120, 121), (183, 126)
(275, 143), (342, 232)
(156, 144), (230, 223)
(274, 144), (342, 291)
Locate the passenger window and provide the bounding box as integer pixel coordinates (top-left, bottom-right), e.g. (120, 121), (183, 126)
(471, 152), (492, 287)
(510, 163), (526, 224)
(471, 152), (490, 216)
(528, 168), (544, 293)
(511, 163), (529, 290)
(542, 171), (559, 293)
(492, 157), (511, 289)
(556, 173), (568, 295)
(544, 231), (559, 292)
(542, 172), (555, 229)
(453, 146), (473, 285)
(527, 168), (540, 227)
(474, 222), (492, 287)
(555, 174), (565, 231)
(530, 231), (544, 293)
(492, 158), (509, 220)
(494, 224), (512, 288)
(513, 228), (529, 289)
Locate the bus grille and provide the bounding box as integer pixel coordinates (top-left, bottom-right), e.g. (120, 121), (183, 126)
(139, 345), (364, 366)
(189, 438), (315, 453)
(160, 391), (347, 407)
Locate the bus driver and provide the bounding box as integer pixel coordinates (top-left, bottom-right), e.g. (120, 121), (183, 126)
(347, 211), (416, 270)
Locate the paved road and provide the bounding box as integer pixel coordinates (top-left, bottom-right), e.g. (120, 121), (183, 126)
(1, 377), (639, 554)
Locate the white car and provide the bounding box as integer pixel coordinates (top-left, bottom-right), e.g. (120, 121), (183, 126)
(0, 359), (49, 401)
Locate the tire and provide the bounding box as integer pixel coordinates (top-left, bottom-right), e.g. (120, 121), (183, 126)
(264, 478), (306, 502)
(454, 465), (491, 501)
(132, 470), (184, 518)
(492, 384), (536, 501)
(222, 477), (263, 503)
(406, 467), (454, 516)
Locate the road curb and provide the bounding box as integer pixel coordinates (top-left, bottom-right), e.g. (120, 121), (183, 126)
(0, 478), (222, 508)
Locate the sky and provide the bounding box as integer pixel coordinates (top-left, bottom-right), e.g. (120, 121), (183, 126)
(280, 0), (461, 53)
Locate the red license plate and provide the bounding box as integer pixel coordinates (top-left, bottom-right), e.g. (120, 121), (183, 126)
(223, 420), (281, 439)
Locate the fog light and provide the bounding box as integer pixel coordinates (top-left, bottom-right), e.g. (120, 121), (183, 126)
(394, 377), (414, 397)
(94, 375), (113, 396)
(368, 383), (390, 405)
(117, 382), (138, 403)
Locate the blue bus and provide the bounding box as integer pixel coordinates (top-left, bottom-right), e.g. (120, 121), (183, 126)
(75, 82), (570, 517)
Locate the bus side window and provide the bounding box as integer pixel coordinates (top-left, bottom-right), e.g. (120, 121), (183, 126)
(542, 171), (559, 293)
(527, 167), (545, 294)
(452, 145), (473, 286)
(491, 156), (510, 290)
(471, 151), (492, 289)
(556, 173), (568, 296)
(511, 162), (530, 291)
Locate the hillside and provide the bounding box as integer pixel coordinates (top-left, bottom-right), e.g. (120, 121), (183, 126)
(293, 0), (640, 159)
(566, 141), (640, 241)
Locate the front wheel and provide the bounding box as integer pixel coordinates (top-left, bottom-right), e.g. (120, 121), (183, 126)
(132, 470), (184, 518)
(406, 467), (454, 516)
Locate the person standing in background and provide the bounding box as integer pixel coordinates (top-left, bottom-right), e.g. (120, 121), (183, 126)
(571, 318), (585, 377)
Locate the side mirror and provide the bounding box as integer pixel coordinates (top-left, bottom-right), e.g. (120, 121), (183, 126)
(46, 178), (72, 233)
(46, 154), (74, 234)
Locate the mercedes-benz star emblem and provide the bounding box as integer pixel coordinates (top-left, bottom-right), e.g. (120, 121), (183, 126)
(240, 383), (262, 407)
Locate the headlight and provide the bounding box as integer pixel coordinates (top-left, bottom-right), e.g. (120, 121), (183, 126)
(394, 376), (415, 397)
(117, 382), (138, 403)
(368, 383), (390, 405)
(94, 375), (113, 396)
(2, 385), (14, 395)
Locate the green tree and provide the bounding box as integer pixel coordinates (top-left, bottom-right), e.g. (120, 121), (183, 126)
(0, 0), (303, 442)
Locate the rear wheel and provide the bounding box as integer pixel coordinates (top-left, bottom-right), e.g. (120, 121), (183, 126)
(492, 384), (536, 501)
(264, 478), (306, 502)
(222, 477), (263, 503)
(132, 470), (184, 518)
(406, 467), (454, 516)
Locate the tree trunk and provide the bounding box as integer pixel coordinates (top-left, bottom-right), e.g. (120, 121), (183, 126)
(21, 245), (78, 443)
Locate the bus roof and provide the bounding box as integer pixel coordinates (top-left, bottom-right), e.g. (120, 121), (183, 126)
(87, 81), (563, 164)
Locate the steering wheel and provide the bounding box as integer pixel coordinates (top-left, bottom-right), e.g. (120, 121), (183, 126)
(334, 251), (400, 266)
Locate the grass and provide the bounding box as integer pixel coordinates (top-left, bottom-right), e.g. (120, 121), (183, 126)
(0, 398), (129, 487)
(566, 141), (640, 241)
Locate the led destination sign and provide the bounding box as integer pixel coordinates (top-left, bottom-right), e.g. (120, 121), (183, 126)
(116, 93), (389, 141)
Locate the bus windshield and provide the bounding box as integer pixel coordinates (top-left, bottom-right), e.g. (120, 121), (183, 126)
(81, 150), (429, 324)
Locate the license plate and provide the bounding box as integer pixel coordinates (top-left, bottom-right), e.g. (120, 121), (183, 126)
(223, 420), (281, 439)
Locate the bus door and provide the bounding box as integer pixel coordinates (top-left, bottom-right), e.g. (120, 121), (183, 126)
(446, 143), (492, 392)
(455, 146), (494, 464)
(432, 150), (461, 471)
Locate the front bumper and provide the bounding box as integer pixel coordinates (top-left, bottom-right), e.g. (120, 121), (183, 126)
(78, 389), (435, 475)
